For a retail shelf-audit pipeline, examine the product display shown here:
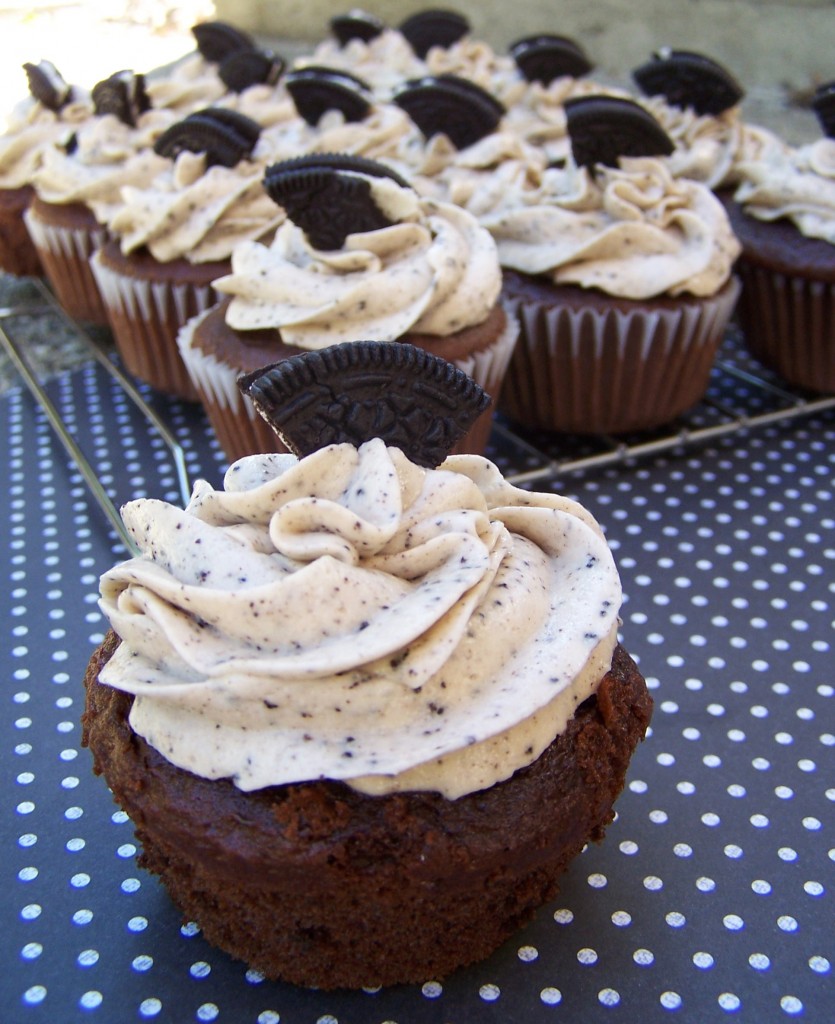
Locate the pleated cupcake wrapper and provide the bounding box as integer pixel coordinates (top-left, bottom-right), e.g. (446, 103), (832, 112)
(178, 303), (521, 463)
(23, 207), (109, 324)
(91, 250), (217, 401)
(734, 263), (835, 394)
(499, 279), (740, 435)
(0, 189), (42, 277)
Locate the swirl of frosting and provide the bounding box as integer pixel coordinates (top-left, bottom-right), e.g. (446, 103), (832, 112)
(29, 111), (175, 222)
(460, 155), (741, 298)
(106, 141), (286, 263)
(214, 176), (502, 343)
(98, 442), (622, 797)
(304, 30), (428, 96)
(733, 137), (835, 245)
(144, 53), (228, 113)
(644, 96), (788, 190)
(0, 90), (93, 189)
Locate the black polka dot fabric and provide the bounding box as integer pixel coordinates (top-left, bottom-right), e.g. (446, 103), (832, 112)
(2, 332), (833, 1023)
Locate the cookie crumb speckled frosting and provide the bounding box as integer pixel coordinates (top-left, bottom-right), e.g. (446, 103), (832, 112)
(97, 438), (621, 798)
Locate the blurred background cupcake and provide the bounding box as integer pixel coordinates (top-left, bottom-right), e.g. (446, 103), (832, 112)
(90, 105), (285, 400)
(0, 61), (92, 278)
(177, 152), (518, 460)
(455, 95), (741, 435)
(719, 82), (834, 395)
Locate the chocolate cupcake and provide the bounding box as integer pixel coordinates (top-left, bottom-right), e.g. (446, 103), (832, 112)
(177, 153), (519, 458)
(718, 84), (834, 394)
(461, 95), (742, 434)
(89, 107), (284, 399)
(82, 343), (652, 988)
(0, 60), (92, 280)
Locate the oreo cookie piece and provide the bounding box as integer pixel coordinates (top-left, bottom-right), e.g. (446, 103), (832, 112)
(812, 80), (835, 139)
(632, 48), (745, 116)
(399, 8), (470, 59)
(285, 66), (372, 125)
(92, 70), (151, 126)
(566, 95), (674, 170)
(393, 74), (504, 149)
(239, 341), (490, 467)
(510, 34), (593, 84)
(219, 49), (285, 92)
(23, 60), (73, 112)
(330, 9), (386, 46)
(153, 107), (261, 168)
(192, 20), (255, 64)
(263, 153), (410, 250)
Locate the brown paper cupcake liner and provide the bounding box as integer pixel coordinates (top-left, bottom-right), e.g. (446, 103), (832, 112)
(90, 250), (224, 402)
(734, 262), (835, 395)
(23, 206), (109, 324)
(499, 278), (740, 435)
(0, 186), (43, 277)
(178, 305), (520, 463)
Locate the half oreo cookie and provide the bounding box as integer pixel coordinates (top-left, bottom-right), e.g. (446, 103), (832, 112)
(398, 8), (470, 59)
(262, 153), (410, 250)
(92, 70), (151, 126)
(153, 107), (261, 167)
(632, 48), (745, 116)
(565, 95), (674, 170)
(393, 74), (504, 149)
(509, 34), (593, 84)
(330, 9), (386, 46)
(219, 49), (285, 92)
(285, 65), (372, 125)
(192, 20), (255, 64)
(238, 341), (490, 467)
(23, 60), (73, 112)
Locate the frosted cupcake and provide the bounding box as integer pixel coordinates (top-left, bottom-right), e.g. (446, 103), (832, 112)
(26, 71), (175, 323)
(719, 84), (835, 393)
(458, 95), (742, 434)
(0, 60), (91, 278)
(83, 343), (652, 988)
(91, 107), (285, 399)
(177, 153), (518, 458)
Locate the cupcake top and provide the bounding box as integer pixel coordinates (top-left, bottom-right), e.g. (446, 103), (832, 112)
(97, 439), (621, 798)
(106, 109), (285, 263)
(458, 97), (741, 298)
(732, 136), (835, 245)
(28, 102), (175, 221)
(0, 62), (92, 189)
(304, 27), (428, 96)
(214, 154), (503, 344)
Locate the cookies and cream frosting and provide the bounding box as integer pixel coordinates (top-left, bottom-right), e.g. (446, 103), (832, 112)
(0, 91), (93, 189)
(28, 111), (174, 221)
(107, 144), (285, 263)
(98, 442), (622, 798)
(733, 137), (835, 245)
(214, 176), (502, 342)
(458, 154), (741, 298)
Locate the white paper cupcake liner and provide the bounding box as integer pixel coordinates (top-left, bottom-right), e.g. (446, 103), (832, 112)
(500, 278), (740, 435)
(24, 207), (109, 323)
(91, 250), (219, 401)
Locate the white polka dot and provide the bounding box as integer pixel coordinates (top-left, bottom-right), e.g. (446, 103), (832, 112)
(633, 948), (654, 966)
(577, 948), (598, 965)
(598, 988), (620, 1006)
(517, 945), (538, 962)
(666, 911), (686, 928)
(660, 991), (682, 1010)
(718, 992), (741, 1011)
(780, 996), (804, 1015)
(479, 984), (500, 1002)
(540, 987), (561, 1005)
(693, 951), (714, 969)
(421, 981), (442, 999)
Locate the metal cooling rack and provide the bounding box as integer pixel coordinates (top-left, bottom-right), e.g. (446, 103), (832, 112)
(1, 275), (834, 536)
